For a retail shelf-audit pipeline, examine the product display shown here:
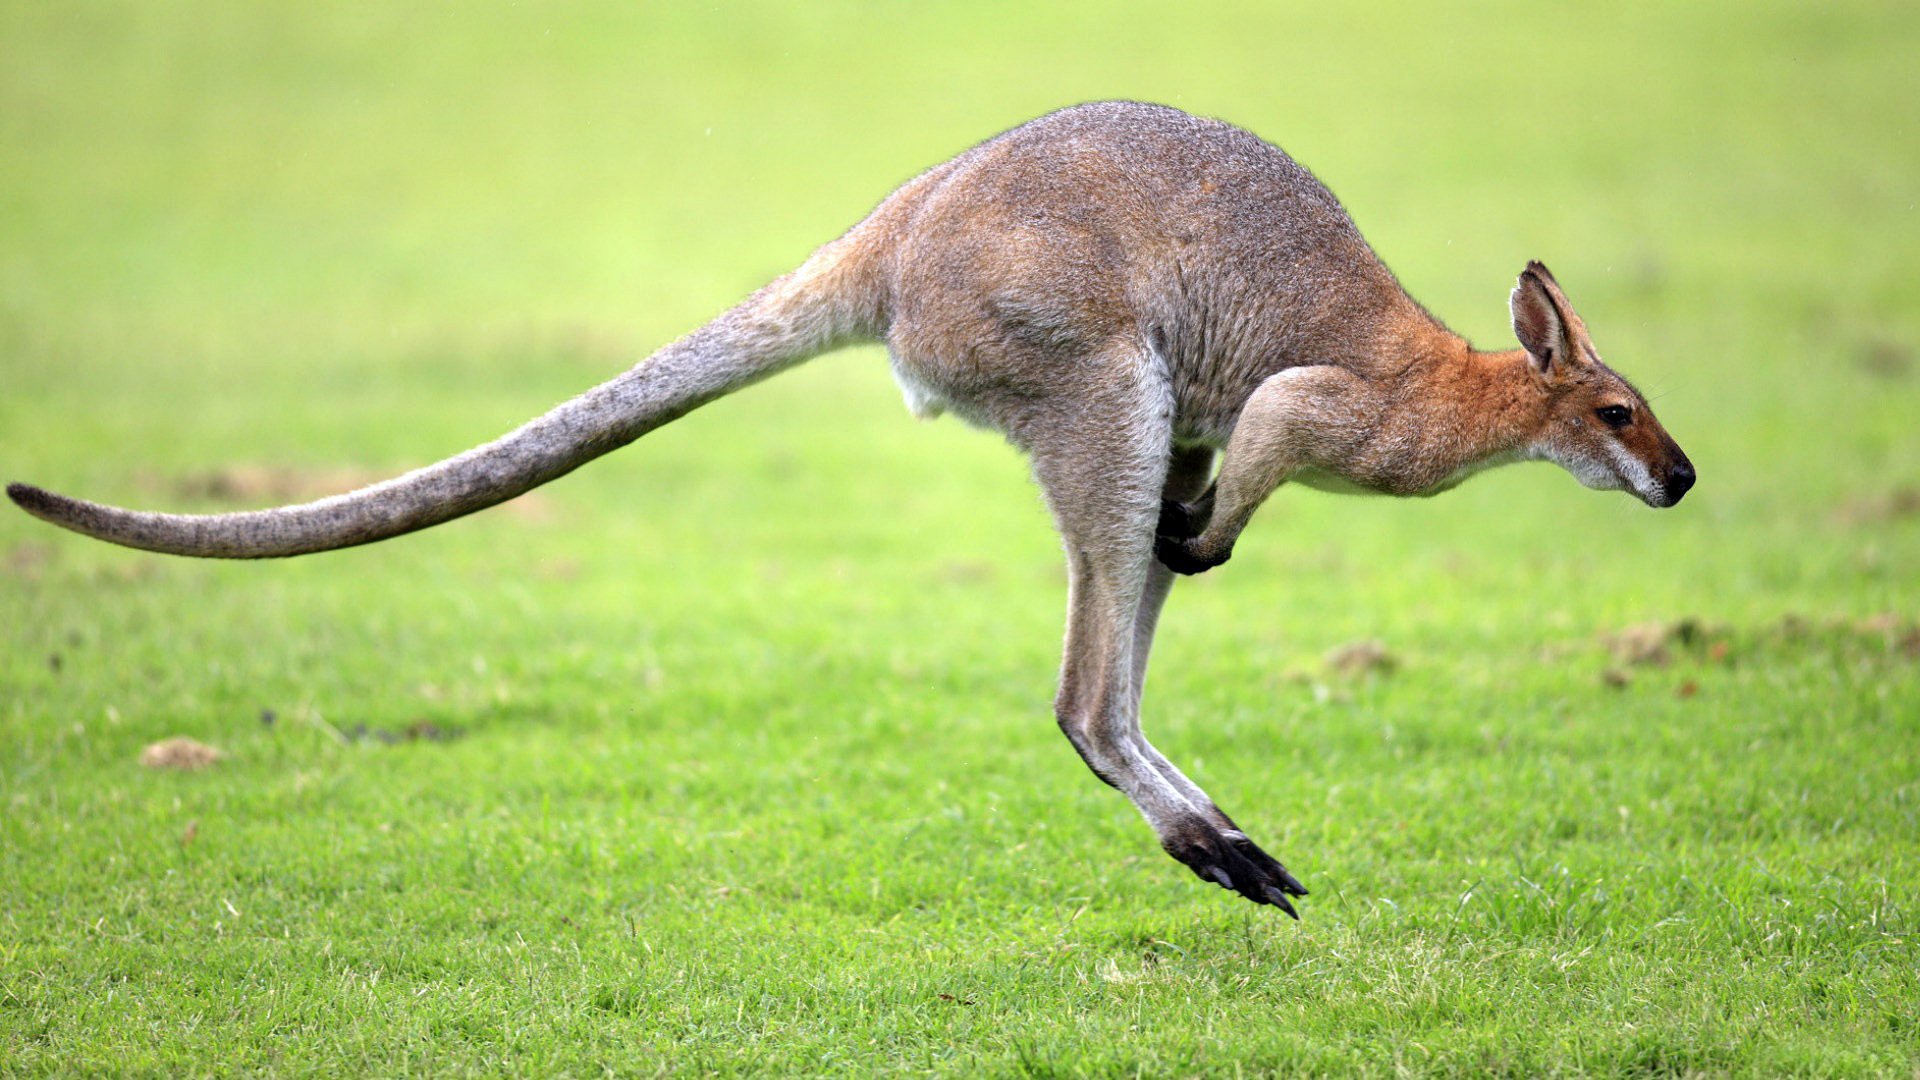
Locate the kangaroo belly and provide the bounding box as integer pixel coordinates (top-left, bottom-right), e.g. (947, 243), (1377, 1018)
(883, 343), (1014, 434)
(1291, 467), (1389, 496)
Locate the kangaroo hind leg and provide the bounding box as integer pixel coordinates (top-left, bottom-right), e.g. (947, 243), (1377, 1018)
(1027, 367), (1304, 912)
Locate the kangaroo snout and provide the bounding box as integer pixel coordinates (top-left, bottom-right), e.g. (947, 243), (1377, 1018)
(1662, 460), (1696, 506)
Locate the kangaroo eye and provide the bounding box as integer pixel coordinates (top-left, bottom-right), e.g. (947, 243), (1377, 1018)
(1595, 405), (1632, 429)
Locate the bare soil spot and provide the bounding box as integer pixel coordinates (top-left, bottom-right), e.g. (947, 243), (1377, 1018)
(1605, 624), (1671, 667)
(139, 737), (226, 770)
(3, 541), (55, 581)
(1326, 640), (1397, 676)
(1855, 337), (1914, 379)
(1853, 613), (1920, 660)
(1591, 613), (1916, 676)
(1835, 485), (1920, 526)
(1602, 619), (1712, 667)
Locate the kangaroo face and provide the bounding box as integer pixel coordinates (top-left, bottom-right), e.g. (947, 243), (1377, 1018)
(1511, 262), (1695, 508)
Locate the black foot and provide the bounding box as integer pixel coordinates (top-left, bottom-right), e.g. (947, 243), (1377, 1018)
(1155, 534), (1229, 576)
(1163, 820), (1308, 917)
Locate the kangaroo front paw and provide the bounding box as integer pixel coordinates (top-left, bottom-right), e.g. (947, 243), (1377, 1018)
(1155, 534), (1229, 576)
(1162, 819), (1308, 916)
(1157, 498), (1201, 540)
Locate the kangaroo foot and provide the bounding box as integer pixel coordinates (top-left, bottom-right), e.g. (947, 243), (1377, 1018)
(1161, 817), (1308, 916)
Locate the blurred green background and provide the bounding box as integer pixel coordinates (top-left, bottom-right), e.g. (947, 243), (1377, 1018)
(3, 2), (1916, 1074)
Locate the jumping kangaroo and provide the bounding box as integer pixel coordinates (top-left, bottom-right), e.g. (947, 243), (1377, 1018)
(9, 102), (1694, 916)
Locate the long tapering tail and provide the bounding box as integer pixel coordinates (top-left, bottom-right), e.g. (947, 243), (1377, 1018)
(7, 241), (880, 558)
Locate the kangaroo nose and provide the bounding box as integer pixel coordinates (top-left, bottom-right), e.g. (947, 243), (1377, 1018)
(1665, 462), (1696, 505)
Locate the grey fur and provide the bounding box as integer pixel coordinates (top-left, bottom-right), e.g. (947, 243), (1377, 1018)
(9, 102), (1693, 912)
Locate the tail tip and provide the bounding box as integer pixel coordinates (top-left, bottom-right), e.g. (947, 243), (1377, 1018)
(8, 482), (58, 517)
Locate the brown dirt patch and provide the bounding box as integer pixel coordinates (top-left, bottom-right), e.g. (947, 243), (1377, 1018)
(139, 737), (226, 770)
(1326, 640), (1397, 676)
(1601, 618), (1712, 667)
(3, 541), (54, 581)
(1855, 338), (1914, 379)
(1835, 485), (1920, 526)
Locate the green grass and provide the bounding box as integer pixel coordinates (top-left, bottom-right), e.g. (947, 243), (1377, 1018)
(4, 1), (1918, 1074)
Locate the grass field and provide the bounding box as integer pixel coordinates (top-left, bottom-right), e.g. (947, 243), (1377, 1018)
(4, 2), (1918, 1074)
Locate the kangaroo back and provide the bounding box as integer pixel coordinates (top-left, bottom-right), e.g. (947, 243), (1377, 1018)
(8, 238), (882, 558)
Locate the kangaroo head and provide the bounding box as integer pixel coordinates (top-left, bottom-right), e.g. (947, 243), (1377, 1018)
(1510, 261), (1694, 507)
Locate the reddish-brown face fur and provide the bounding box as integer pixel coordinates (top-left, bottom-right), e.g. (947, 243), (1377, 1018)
(1510, 262), (1695, 507)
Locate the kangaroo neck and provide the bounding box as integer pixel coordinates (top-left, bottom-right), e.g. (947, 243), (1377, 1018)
(1387, 339), (1547, 488)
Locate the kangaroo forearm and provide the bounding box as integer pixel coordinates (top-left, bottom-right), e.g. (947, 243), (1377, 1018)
(1158, 366), (1374, 574)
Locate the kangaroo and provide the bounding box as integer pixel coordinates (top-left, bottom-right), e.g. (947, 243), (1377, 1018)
(8, 101), (1694, 916)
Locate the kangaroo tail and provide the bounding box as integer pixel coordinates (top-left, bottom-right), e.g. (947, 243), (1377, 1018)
(7, 239), (882, 558)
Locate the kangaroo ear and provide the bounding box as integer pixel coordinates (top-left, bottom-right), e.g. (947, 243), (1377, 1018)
(1510, 260), (1588, 379)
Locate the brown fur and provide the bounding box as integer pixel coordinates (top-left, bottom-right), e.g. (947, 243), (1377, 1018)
(9, 102), (1695, 914)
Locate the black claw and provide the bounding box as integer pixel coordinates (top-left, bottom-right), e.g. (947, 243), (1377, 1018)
(1226, 832), (1308, 898)
(1262, 885), (1300, 918)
